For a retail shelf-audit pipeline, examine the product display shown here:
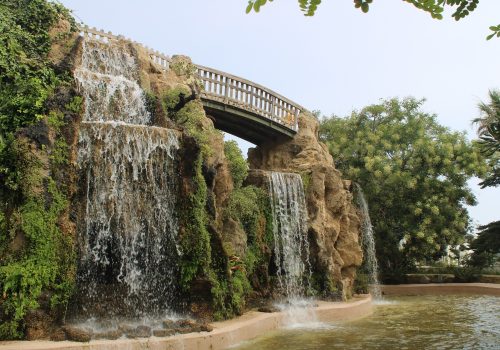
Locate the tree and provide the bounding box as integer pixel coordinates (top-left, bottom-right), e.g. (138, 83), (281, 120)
(319, 97), (486, 277)
(468, 221), (500, 267)
(245, 0), (499, 40)
(468, 90), (500, 268)
(474, 90), (500, 188)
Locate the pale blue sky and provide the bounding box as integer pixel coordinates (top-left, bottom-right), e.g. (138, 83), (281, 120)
(59, 0), (500, 227)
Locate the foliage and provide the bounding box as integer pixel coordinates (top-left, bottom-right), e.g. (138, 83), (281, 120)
(467, 90), (500, 269)
(172, 100), (213, 157)
(473, 90), (500, 188)
(468, 221), (500, 268)
(172, 100), (256, 319)
(0, 180), (74, 338)
(224, 140), (248, 189)
(0, 0), (75, 138)
(178, 152), (212, 291)
(161, 85), (192, 113)
(226, 186), (270, 244)
(220, 184), (274, 317)
(353, 273), (370, 294)
(319, 97), (486, 274)
(0, 0), (77, 339)
(452, 266), (481, 282)
(245, 0), (498, 39)
(487, 24), (500, 40)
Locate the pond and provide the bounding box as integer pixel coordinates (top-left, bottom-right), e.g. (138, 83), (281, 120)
(234, 295), (500, 350)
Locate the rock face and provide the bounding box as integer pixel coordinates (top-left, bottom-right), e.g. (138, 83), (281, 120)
(5, 19), (364, 340)
(248, 112), (363, 298)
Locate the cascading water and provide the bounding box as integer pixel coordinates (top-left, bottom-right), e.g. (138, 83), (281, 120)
(268, 172), (316, 326)
(355, 184), (382, 300)
(73, 38), (180, 320)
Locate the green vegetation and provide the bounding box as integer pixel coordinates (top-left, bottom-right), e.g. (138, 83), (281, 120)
(220, 140), (274, 317)
(319, 97), (486, 280)
(474, 90), (500, 189)
(0, 0), (78, 339)
(468, 90), (500, 268)
(224, 140), (248, 188)
(246, 0), (498, 40)
(166, 93), (266, 319)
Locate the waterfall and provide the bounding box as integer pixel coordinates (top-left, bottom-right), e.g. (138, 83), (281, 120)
(73, 39), (180, 320)
(268, 172), (310, 299)
(355, 184), (382, 300)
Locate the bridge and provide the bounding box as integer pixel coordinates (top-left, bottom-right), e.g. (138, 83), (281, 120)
(79, 26), (303, 144)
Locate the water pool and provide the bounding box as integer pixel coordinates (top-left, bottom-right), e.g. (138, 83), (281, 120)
(234, 295), (500, 350)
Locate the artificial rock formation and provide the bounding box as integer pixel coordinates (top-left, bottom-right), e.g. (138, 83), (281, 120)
(2, 12), (364, 339)
(248, 112), (363, 298)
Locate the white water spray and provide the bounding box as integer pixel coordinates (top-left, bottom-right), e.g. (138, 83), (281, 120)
(268, 172), (317, 326)
(355, 184), (382, 300)
(74, 38), (180, 319)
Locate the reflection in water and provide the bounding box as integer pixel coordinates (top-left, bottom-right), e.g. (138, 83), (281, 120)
(235, 295), (500, 350)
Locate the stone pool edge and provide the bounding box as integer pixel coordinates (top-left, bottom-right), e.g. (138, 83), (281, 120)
(0, 295), (372, 350)
(380, 282), (500, 296)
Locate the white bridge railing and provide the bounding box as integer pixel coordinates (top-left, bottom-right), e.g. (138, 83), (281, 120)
(197, 66), (301, 132)
(78, 25), (302, 132)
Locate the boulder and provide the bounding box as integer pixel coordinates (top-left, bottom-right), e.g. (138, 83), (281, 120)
(63, 326), (93, 342)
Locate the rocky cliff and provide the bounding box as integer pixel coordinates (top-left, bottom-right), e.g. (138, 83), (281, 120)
(247, 112), (363, 298)
(0, 4), (363, 339)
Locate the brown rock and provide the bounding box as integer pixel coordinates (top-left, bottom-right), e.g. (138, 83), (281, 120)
(125, 325), (151, 338)
(257, 306), (279, 313)
(248, 112), (363, 298)
(162, 319), (178, 329)
(49, 328), (67, 341)
(222, 217), (247, 257)
(199, 323), (214, 332)
(94, 329), (122, 340)
(63, 326), (93, 342)
(175, 327), (194, 334)
(153, 329), (176, 337)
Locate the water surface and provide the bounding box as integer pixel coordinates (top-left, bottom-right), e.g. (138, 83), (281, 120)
(235, 295), (500, 350)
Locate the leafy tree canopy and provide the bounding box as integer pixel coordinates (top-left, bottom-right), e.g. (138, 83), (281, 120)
(245, 0), (499, 40)
(319, 97), (486, 275)
(474, 90), (500, 188)
(468, 220), (500, 267)
(468, 90), (500, 268)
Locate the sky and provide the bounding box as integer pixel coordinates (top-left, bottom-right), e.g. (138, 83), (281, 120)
(58, 0), (500, 227)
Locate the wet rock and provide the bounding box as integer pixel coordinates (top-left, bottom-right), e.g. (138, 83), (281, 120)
(174, 327), (194, 334)
(177, 319), (198, 329)
(118, 323), (135, 333)
(94, 329), (122, 340)
(49, 328), (67, 341)
(153, 329), (176, 337)
(199, 323), (214, 332)
(247, 112), (363, 298)
(258, 306), (279, 313)
(25, 310), (52, 340)
(162, 319), (178, 329)
(63, 326), (93, 342)
(125, 325), (151, 338)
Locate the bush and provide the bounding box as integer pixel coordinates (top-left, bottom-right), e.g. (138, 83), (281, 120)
(224, 140), (248, 189)
(452, 267), (481, 283)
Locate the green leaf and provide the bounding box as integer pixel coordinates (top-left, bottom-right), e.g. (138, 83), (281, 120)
(246, 1), (254, 14)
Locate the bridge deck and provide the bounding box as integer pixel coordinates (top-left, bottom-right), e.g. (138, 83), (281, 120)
(197, 65), (302, 144)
